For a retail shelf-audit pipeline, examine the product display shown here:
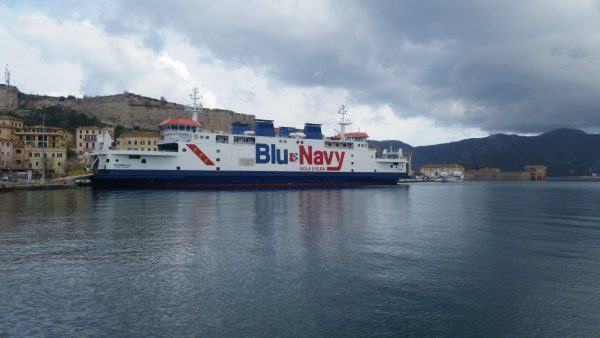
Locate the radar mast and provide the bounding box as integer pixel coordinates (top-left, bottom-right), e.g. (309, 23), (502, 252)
(189, 87), (203, 121)
(337, 104), (352, 141)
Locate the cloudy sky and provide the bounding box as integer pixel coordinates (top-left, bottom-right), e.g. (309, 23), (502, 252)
(1, 0), (600, 145)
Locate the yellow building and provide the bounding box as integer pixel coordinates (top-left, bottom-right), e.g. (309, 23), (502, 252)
(14, 126), (68, 175)
(117, 131), (160, 151)
(76, 126), (114, 154)
(0, 115), (24, 129)
(525, 165), (547, 181)
(0, 115), (23, 169)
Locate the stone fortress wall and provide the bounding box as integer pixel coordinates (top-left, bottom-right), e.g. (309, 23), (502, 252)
(0, 85), (19, 111)
(0, 87), (255, 132)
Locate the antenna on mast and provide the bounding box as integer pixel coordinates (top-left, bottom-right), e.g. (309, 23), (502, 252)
(189, 87), (203, 121)
(5, 64), (10, 88)
(337, 104), (352, 141)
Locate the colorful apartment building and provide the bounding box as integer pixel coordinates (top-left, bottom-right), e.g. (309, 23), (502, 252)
(13, 125), (68, 175)
(116, 131), (160, 151)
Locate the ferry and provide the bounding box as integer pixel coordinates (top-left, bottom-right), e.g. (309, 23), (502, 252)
(90, 89), (410, 188)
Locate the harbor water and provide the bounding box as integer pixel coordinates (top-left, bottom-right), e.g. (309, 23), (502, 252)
(1, 182), (599, 337)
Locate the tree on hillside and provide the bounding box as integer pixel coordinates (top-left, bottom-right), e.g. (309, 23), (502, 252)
(22, 106), (103, 132)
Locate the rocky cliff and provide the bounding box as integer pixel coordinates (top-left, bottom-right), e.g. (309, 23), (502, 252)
(1, 87), (255, 132)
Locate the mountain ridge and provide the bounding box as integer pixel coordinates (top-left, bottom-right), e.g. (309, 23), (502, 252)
(370, 128), (600, 176)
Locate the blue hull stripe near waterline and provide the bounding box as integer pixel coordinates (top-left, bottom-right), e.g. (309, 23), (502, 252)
(91, 169), (409, 188)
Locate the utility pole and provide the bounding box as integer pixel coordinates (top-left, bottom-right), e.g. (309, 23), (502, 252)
(41, 114), (46, 184)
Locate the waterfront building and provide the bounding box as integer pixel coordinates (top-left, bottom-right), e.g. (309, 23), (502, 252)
(420, 163), (465, 178)
(11, 140), (29, 170)
(14, 126), (68, 175)
(116, 131), (160, 151)
(0, 138), (13, 168)
(76, 126), (113, 155)
(525, 165), (547, 181)
(0, 115), (22, 169)
(464, 166), (545, 181)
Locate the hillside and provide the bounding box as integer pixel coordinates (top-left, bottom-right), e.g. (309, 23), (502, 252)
(371, 129), (600, 177)
(1, 86), (254, 132)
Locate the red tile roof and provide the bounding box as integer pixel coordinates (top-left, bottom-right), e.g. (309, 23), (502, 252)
(159, 118), (201, 127)
(330, 132), (369, 140)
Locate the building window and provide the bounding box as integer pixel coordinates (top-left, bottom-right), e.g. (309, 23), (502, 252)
(106, 159), (110, 163)
(141, 159), (146, 164)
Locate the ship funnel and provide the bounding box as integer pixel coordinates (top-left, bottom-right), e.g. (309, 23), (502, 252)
(231, 122), (249, 134)
(254, 120), (275, 137)
(303, 123), (323, 140)
(279, 127), (295, 138)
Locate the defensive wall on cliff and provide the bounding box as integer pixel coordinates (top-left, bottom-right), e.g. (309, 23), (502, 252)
(0, 87), (255, 132)
(0, 85), (19, 111)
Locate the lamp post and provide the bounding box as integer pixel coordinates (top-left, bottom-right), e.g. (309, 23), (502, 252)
(41, 114), (46, 184)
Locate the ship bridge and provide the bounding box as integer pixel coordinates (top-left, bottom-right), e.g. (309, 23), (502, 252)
(159, 118), (201, 143)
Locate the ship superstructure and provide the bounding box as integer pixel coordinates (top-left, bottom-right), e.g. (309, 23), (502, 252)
(91, 91), (410, 188)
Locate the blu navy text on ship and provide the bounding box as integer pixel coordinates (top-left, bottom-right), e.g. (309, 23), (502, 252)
(91, 89), (410, 188)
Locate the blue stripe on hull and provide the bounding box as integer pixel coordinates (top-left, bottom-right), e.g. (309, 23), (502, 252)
(91, 169), (409, 188)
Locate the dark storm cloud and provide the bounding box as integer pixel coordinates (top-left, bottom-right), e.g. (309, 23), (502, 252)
(105, 0), (600, 133)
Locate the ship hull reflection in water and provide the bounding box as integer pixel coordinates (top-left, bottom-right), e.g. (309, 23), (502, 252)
(1, 182), (599, 337)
